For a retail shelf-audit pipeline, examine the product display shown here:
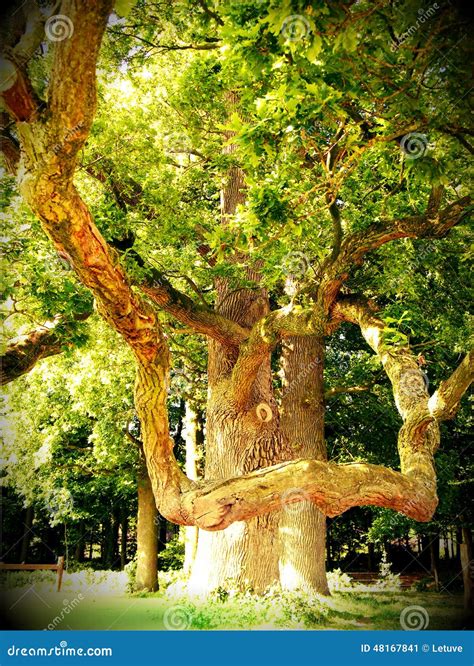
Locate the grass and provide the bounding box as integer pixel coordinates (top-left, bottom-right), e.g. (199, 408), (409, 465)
(0, 570), (470, 631)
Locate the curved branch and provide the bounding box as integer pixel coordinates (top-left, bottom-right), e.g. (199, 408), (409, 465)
(320, 188), (472, 310)
(141, 274), (249, 348)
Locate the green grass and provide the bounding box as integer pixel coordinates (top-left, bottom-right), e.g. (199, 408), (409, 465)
(1, 576), (469, 631)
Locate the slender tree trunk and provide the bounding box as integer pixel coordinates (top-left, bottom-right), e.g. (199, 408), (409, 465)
(429, 537), (440, 591)
(326, 520), (332, 569)
(102, 516), (114, 568)
(112, 510), (120, 565)
(19, 506), (34, 563)
(74, 523), (85, 563)
(368, 542), (375, 572)
(460, 526), (473, 611)
(183, 402), (200, 574)
(120, 511), (128, 570)
(279, 336), (329, 594)
(135, 462), (158, 592)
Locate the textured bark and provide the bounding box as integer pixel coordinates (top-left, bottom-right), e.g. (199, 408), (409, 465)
(135, 463), (158, 592)
(279, 336), (329, 594)
(189, 274), (288, 593)
(2, 321), (63, 385)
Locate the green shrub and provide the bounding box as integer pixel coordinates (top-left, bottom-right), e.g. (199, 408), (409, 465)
(159, 535), (184, 571)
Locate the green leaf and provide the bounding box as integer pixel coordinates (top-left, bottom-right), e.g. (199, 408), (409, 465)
(306, 35), (322, 63)
(114, 0), (138, 17)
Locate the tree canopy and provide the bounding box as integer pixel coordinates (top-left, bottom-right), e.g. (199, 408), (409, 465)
(1, 0), (472, 548)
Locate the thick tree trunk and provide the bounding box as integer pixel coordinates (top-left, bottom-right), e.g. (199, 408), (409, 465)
(279, 336), (329, 594)
(135, 463), (158, 592)
(188, 110), (289, 593)
(183, 402), (200, 574)
(189, 275), (288, 593)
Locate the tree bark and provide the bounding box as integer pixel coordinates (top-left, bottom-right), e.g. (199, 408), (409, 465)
(183, 402), (200, 574)
(279, 336), (329, 594)
(120, 511), (128, 570)
(188, 100), (289, 593)
(188, 273), (288, 593)
(19, 506), (34, 563)
(135, 462), (159, 592)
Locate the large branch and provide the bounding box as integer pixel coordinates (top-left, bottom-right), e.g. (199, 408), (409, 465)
(320, 188), (472, 310)
(46, 1), (114, 159)
(141, 274), (249, 348)
(85, 164), (246, 348)
(1, 320), (62, 385)
(159, 298), (472, 530)
(1, 311), (92, 385)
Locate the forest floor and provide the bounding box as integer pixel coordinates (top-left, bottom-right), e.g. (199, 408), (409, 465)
(1, 571), (470, 631)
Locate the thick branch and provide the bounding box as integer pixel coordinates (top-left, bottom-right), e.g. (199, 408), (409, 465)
(178, 458), (436, 530)
(321, 188), (472, 310)
(46, 0), (114, 158)
(142, 275), (249, 348)
(429, 351), (474, 420)
(324, 383), (374, 399)
(1, 312), (91, 385)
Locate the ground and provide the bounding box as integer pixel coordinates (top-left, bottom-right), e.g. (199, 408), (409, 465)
(0, 570), (470, 631)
